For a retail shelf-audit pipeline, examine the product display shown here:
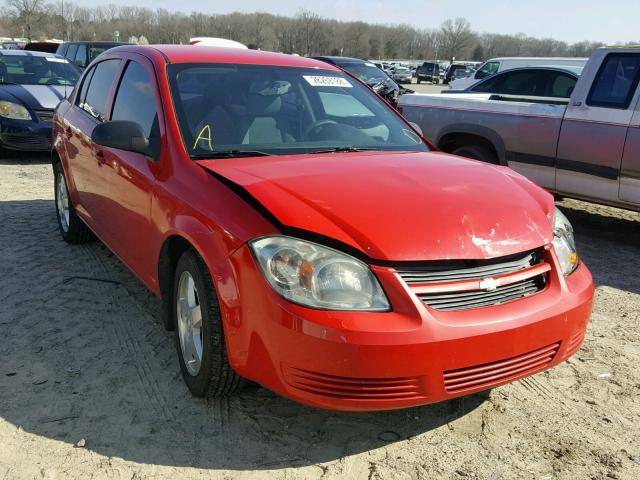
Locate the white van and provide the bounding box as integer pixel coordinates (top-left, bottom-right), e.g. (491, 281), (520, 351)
(448, 57), (588, 90)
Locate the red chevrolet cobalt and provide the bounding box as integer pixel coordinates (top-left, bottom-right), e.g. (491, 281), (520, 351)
(51, 46), (594, 411)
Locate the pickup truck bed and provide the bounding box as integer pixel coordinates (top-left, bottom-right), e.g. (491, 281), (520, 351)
(399, 47), (640, 212)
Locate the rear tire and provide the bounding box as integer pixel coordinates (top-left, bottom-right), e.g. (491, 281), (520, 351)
(452, 144), (499, 164)
(173, 249), (244, 398)
(416, 78), (421, 84)
(53, 162), (93, 243)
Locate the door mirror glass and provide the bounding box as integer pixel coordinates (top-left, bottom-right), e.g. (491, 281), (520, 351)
(91, 120), (156, 158)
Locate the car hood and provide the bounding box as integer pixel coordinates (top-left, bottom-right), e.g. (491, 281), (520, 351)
(0, 84), (68, 110)
(197, 151), (555, 261)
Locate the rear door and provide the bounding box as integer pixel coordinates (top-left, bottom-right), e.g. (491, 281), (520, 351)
(92, 53), (164, 282)
(63, 58), (121, 226)
(556, 52), (640, 202)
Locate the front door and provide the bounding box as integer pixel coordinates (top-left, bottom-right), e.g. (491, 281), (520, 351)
(556, 52), (640, 203)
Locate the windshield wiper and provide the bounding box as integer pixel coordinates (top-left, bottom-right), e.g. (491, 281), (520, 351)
(191, 150), (273, 159)
(306, 146), (382, 154)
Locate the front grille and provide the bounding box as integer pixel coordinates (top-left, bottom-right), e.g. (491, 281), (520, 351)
(397, 250), (547, 311)
(398, 251), (538, 284)
(418, 278), (543, 311)
(283, 366), (424, 400)
(34, 109), (54, 123)
(443, 342), (560, 392)
(1, 133), (51, 150)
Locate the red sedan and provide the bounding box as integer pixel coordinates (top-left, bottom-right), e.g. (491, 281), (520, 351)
(52, 45), (594, 411)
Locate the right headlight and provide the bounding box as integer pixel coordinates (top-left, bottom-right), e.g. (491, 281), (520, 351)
(0, 101), (32, 120)
(250, 236), (390, 311)
(552, 208), (579, 275)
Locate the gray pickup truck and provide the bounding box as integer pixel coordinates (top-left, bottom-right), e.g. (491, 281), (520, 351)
(399, 47), (640, 211)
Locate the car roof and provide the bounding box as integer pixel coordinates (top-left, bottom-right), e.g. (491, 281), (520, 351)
(493, 65), (583, 76)
(108, 45), (340, 70)
(64, 41), (129, 45)
(0, 49), (62, 58)
(312, 55), (370, 65)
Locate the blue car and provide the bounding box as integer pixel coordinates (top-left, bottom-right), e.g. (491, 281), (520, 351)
(0, 50), (80, 155)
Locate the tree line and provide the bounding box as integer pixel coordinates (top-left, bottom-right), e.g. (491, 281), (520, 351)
(0, 1), (620, 61)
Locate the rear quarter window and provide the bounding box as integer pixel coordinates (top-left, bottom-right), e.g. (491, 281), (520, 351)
(587, 53), (640, 109)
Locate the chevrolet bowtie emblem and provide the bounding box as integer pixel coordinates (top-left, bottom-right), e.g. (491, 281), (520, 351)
(479, 278), (500, 291)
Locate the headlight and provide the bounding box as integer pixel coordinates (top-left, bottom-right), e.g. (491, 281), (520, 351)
(552, 208), (579, 275)
(250, 236), (390, 311)
(0, 101), (32, 120)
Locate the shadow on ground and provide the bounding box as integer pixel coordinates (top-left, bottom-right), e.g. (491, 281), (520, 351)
(0, 199), (487, 470)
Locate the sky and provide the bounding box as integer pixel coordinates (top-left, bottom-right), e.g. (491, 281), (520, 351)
(77, 0), (639, 44)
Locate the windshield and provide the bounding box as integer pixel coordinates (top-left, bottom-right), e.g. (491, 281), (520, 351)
(168, 63), (428, 158)
(0, 55), (80, 85)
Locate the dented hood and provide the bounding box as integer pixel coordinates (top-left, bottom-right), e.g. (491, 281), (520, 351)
(196, 151), (555, 261)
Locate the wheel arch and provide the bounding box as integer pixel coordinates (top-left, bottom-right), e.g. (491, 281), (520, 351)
(156, 227), (241, 332)
(436, 124), (507, 166)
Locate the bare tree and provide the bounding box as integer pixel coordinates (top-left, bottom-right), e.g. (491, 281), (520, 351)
(437, 17), (476, 61)
(6, 0), (45, 40)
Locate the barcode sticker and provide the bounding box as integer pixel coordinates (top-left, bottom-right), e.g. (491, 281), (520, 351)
(303, 75), (353, 88)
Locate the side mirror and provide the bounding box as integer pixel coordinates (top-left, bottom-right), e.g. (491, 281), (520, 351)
(409, 122), (423, 136)
(91, 120), (156, 159)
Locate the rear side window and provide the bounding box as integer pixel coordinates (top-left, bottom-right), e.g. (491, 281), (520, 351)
(81, 59), (120, 121)
(66, 44), (78, 61)
(111, 61), (159, 139)
(548, 72), (577, 98)
(75, 44), (87, 65)
(57, 43), (68, 56)
(587, 53), (640, 109)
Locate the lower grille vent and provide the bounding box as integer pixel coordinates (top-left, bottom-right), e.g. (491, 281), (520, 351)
(443, 342), (560, 392)
(284, 366), (424, 400)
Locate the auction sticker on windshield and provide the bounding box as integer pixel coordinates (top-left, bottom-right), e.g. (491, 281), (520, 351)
(303, 75), (353, 88)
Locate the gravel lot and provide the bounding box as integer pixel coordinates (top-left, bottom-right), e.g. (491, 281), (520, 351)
(0, 156), (639, 480)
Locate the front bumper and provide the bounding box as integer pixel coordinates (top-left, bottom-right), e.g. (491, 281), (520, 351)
(0, 117), (52, 151)
(223, 244), (594, 411)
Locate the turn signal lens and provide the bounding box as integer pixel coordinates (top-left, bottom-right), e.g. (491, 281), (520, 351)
(552, 208), (579, 276)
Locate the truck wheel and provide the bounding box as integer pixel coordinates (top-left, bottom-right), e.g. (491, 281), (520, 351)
(452, 145), (499, 165)
(53, 162), (93, 243)
(434, 79), (439, 85)
(173, 249), (244, 398)
(416, 78), (421, 84)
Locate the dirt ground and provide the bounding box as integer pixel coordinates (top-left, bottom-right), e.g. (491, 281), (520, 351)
(0, 156), (639, 480)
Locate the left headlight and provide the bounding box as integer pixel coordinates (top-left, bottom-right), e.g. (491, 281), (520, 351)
(250, 236), (390, 311)
(552, 208), (579, 276)
(0, 101), (32, 120)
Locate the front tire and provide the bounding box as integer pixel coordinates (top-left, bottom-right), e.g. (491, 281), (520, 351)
(53, 162), (92, 243)
(173, 249), (243, 398)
